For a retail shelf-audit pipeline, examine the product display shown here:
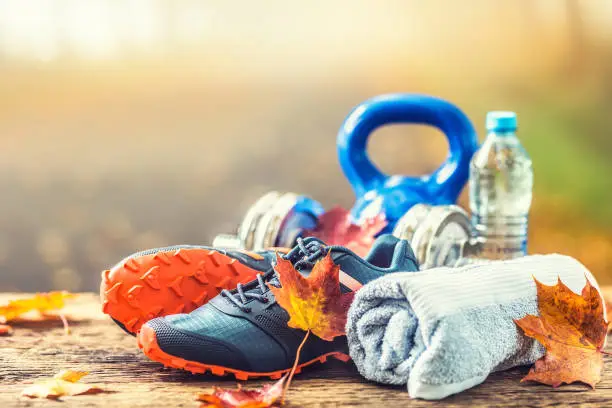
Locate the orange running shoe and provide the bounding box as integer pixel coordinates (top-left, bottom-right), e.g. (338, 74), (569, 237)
(100, 245), (274, 335)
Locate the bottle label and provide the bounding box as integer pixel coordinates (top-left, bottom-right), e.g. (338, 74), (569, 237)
(479, 237), (527, 260)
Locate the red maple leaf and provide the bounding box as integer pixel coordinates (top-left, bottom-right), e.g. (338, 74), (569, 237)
(304, 207), (387, 256)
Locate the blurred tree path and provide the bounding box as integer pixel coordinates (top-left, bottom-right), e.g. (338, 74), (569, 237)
(1, 0), (611, 290)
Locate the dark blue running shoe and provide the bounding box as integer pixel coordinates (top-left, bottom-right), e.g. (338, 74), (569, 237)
(138, 235), (419, 379)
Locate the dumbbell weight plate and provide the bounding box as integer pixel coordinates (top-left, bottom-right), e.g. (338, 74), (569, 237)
(391, 203), (433, 242)
(414, 205), (471, 269)
(251, 192), (323, 251)
(237, 191), (283, 250)
(213, 191), (322, 251)
(394, 205), (471, 269)
(212, 191), (280, 249)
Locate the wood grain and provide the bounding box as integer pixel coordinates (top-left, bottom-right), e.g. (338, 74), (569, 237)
(1, 293), (611, 407)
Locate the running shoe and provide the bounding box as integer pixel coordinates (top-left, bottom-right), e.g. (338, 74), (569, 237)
(101, 245), (277, 335)
(137, 235), (419, 379)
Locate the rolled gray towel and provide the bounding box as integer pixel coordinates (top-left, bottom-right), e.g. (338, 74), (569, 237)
(346, 254), (602, 400)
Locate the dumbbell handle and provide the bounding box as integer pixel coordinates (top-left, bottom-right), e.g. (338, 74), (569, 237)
(212, 234), (243, 249)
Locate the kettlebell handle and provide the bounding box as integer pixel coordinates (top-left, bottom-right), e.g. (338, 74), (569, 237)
(337, 94), (478, 202)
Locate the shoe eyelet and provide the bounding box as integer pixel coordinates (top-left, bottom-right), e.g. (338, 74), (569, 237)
(243, 307), (252, 313)
(262, 297), (269, 303)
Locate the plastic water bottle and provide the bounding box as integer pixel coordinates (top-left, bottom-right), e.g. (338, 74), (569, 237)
(469, 111), (533, 260)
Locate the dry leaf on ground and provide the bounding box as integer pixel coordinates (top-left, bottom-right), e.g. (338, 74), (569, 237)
(22, 370), (105, 400)
(197, 376), (285, 408)
(515, 277), (609, 388)
(305, 207), (387, 257)
(0, 324), (13, 335)
(0, 291), (76, 322)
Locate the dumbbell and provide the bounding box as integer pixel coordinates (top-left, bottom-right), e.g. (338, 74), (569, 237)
(393, 204), (471, 269)
(214, 94), (479, 251)
(212, 191), (323, 251)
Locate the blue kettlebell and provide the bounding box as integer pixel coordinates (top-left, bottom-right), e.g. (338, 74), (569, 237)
(337, 94), (479, 231)
(214, 94), (479, 251)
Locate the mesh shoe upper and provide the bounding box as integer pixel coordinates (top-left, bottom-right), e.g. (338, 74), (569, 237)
(146, 235), (419, 372)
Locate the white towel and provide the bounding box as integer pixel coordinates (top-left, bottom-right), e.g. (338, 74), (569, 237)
(346, 254), (603, 400)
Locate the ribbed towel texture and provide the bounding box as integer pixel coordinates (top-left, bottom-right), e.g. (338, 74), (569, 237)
(346, 255), (602, 400)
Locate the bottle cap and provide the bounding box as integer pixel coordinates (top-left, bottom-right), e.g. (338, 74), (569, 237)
(486, 111), (517, 132)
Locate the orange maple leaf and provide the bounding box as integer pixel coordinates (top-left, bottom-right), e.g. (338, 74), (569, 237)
(0, 292), (76, 323)
(270, 252), (354, 341)
(268, 252), (354, 401)
(22, 370), (105, 400)
(305, 207), (387, 257)
(197, 376), (285, 408)
(514, 277), (609, 388)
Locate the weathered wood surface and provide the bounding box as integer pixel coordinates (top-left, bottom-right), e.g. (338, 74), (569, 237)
(1, 293), (611, 407)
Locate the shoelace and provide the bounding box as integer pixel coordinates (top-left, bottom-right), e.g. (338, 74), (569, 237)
(221, 238), (327, 312)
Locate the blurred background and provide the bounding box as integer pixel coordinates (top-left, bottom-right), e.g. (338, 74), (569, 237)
(1, 0), (611, 292)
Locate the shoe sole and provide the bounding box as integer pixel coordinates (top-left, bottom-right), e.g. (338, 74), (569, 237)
(100, 248), (259, 335)
(137, 324), (351, 380)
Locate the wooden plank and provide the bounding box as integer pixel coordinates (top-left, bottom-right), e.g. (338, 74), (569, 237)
(0, 293), (611, 407)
